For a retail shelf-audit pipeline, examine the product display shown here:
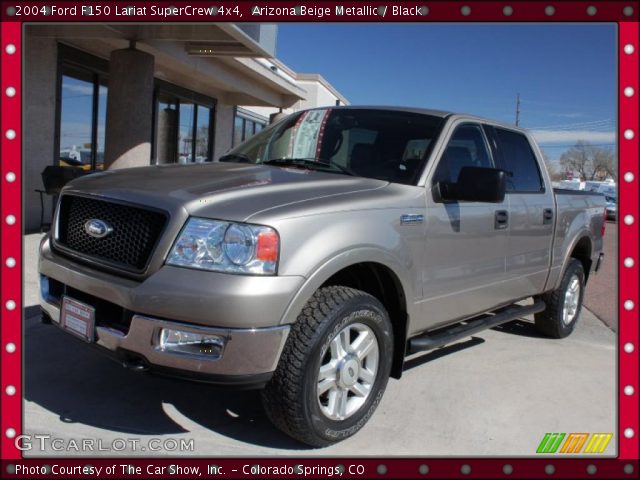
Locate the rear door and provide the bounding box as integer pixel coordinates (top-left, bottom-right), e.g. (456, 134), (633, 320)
(419, 122), (510, 331)
(487, 126), (555, 299)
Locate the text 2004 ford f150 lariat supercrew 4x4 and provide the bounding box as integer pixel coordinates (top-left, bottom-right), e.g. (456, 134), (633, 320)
(40, 107), (606, 446)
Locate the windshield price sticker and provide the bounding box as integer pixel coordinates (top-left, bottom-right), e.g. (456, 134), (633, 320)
(292, 109), (331, 160)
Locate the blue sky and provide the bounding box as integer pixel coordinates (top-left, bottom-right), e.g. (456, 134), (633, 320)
(276, 24), (617, 160)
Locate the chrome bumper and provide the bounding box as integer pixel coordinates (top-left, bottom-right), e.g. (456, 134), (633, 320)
(40, 296), (289, 381)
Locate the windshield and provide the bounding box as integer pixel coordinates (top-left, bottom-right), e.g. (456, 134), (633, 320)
(220, 108), (445, 185)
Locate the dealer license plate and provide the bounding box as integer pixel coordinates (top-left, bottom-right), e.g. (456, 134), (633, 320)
(60, 296), (95, 343)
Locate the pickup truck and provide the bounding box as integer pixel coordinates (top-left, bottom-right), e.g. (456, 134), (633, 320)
(39, 106), (606, 447)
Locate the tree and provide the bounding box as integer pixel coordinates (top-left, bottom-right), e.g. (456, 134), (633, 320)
(559, 141), (617, 181)
(540, 148), (563, 182)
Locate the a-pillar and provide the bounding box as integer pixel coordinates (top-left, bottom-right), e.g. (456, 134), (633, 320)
(104, 47), (154, 169)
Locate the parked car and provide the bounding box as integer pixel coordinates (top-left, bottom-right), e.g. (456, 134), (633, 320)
(605, 195), (617, 220)
(39, 107), (606, 447)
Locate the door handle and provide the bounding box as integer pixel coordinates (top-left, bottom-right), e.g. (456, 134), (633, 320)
(543, 208), (554, 225)
(494, 210), (509, 230)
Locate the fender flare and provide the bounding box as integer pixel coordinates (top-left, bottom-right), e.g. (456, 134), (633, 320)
(278, 247), (413, 327)
(554, 230), (593, 290)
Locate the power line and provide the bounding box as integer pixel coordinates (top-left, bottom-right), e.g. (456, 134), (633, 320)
(539, 143), (616, 148)
(528, 118), (614, 130)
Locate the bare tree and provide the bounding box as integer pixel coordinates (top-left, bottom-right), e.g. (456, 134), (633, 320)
(559, 141), (617, 181)
(540, 148), (563, 182)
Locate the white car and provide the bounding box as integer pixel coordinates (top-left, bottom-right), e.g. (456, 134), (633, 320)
(605, 196), (617, 220)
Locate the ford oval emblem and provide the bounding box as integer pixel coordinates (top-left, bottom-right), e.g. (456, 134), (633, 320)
(84, 219), (113, 239)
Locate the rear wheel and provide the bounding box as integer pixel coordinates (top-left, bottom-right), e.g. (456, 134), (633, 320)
(261, 286), (393, 447)
(535, 259), (585, 338)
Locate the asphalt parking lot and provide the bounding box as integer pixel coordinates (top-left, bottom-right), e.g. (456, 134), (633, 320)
(23, 233), (616, 456)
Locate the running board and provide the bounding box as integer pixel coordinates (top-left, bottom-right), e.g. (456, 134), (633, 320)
(407, 300), (546, 355)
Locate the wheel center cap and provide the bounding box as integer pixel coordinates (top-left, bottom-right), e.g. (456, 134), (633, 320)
(338, 357), (360, 387)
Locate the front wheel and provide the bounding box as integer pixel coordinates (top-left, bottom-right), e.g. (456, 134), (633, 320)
(261, 286), (393, 447)
(535, 258), (585, 338)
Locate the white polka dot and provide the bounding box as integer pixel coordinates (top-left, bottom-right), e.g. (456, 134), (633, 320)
(5, 44), (16, 55)
(5, 171), (15, 182)
(624, 385), (635, 396)
(624, 6), (635, 17)
(587, 6), (597, 15)
(624, 300), (635, 311)
(624, 87), (635, 97)
(624, 428), (634, 438)
(461, 6), (471, 16)
(624, 257), (635, 268)
(5, 342), (16, 353)
(545, 6), (555, 16)
(5, 257), (16, 268)
(5, 86), (15, 97)
(5, 428), (16, 439)
(624, 129), (635, 140)
(5, 300), (16, 311)
(5, 129), (16, 140)
(5, 215), (16, 225)
(624, 215), (635, 225)
(5, 385), (16, 396)
(503, 6), (513, 16)
(624, 343), (635, 353)
(624, 44), (635, 55)
(624, 172), (635, 182)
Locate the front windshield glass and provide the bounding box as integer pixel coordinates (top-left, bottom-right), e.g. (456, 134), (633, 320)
(220, 108), (445, 185)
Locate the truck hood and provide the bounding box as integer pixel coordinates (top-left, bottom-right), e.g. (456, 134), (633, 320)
(62, 162), (388, 222)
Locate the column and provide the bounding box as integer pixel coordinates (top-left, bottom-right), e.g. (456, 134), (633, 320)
(104, 47), (154, 169)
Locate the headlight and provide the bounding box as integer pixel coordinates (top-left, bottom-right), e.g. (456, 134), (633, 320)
(166, 218), (279, 275)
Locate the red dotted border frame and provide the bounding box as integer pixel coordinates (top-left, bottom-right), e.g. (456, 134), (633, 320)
(1, 2), (638, 478)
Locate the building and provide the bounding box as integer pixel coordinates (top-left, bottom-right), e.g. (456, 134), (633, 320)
(233, 59), (349, 146)
(24, 24), (347, 231)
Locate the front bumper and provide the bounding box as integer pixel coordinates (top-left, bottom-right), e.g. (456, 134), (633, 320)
(39, 236), (299, 385)
(41, 297), (289, 386)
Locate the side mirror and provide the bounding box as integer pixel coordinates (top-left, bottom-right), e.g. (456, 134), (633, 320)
(438, 166), (507, 203)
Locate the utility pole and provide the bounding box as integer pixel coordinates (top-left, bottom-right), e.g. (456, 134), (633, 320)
(515, 93), (521, 126)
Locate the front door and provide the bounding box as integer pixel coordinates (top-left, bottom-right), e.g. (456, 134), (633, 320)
(417, 122), (510, 332)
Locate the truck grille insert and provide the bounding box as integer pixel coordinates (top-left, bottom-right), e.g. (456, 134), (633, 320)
(56, 195), (167, 273)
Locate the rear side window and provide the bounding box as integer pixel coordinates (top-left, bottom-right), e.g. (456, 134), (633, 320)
(494, 128), (544, 192)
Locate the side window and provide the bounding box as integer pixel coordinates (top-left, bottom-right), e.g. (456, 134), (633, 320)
(433, 124), (493, 184)
(494, 128), (544, 192)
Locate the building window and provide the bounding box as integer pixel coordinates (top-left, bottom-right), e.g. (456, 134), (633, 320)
(233, 110), (267, 146)
(58, 65), (108, 170)
(153, 82), (215, 164)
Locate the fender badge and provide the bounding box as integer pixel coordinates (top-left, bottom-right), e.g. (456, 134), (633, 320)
(400, 214), (424, 225)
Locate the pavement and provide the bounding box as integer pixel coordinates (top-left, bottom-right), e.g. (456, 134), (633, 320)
(583, 220), (617, 331)
(22, 233), (616, 456)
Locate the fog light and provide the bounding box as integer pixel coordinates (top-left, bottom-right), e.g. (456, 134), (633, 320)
(40, 275), (50, 300)
(159, 328), (226, 357)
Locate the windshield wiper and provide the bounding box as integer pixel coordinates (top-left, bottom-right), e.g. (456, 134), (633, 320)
(219, 153), (252, 163)
(263, 158), (356, 176)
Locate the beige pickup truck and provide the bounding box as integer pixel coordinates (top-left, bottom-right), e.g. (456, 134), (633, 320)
(40, 107), (606, 446)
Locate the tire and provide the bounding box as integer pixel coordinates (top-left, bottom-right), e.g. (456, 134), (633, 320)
(534, 258), (585, 338)
(261, 286), (393, 447)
